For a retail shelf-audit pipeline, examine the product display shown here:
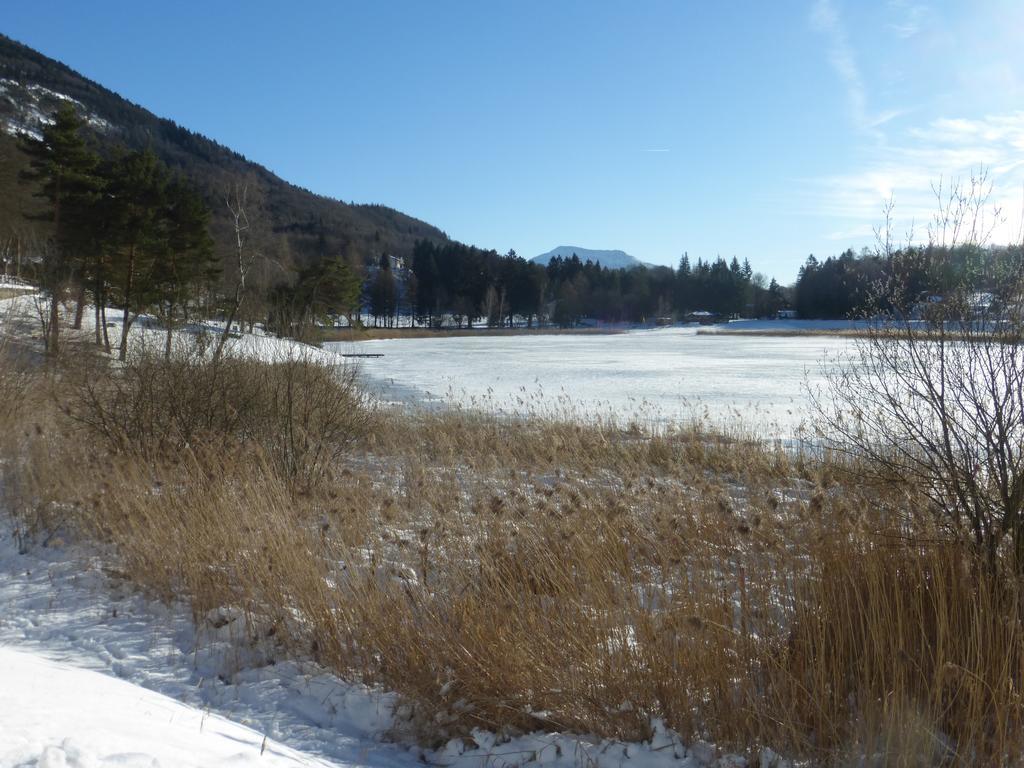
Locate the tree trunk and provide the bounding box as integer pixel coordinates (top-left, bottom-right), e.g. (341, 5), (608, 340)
(118, 246), (136, 362)
(72, 283), (86, 330)
(213, 297), (240, 363)
(93, 269), (105, 348)
(47, 178), (63, 356)
(48, 288), (60, 355)
(101, 300), (111, 353)
(164, 300), (175, 359)
(119, 308), (133, 361)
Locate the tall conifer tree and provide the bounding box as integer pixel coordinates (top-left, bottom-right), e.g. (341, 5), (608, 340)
(18, 104), (101, 353)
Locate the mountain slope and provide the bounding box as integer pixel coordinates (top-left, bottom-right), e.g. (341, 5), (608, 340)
(0, 33), (448, 274)
(531, 245), (652, 270)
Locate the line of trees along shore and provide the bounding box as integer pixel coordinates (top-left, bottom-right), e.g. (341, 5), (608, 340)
(402, 242), (789, 329)
(794, 246), (1024, 319)
(401, 245), (1024, 330)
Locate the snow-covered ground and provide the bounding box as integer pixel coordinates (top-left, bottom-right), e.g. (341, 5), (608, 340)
(0, 276), (34, 290)
(0, 648), (340, 768)
(0, 524), (762, 768)
(0, 292), (342, 367)
(0, 525), (414, 768)
(329, 324), (857, 437)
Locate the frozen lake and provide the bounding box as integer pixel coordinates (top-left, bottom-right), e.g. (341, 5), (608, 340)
(326, 324), (860, 437)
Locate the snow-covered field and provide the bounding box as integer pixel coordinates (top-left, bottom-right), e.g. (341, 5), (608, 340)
(2, 292), (857, 437)
(329, 323), (858, 437)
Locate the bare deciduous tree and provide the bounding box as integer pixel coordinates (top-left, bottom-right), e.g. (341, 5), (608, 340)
(213, 181), (260, 362)
(818, 170), (1024, 574)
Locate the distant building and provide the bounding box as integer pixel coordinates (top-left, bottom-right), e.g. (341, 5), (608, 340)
(910, 293), (944, 320)
(777, 309), (798, 320)
(969, 292), (994, 316)
(911, 292), (994, 320)
(684, 310), (721, 325)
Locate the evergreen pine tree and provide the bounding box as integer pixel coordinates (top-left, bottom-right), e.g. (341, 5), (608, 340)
(153, 175), (216, 357)
(106, 149), (168, 360)
(18, 104), (102, 353)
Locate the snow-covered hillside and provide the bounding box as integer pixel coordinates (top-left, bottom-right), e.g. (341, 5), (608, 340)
(0, 77), (110, 140)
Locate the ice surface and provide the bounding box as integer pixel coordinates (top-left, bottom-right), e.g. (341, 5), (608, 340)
(330, 324), (857, 437)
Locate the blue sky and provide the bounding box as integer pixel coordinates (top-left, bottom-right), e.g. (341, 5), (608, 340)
(5, 1), (1023, 282)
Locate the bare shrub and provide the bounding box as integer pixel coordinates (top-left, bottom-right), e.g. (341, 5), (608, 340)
(818, 173), (1024, 574)
(0, 337), (33, 428)
(65, 344), (372, 484)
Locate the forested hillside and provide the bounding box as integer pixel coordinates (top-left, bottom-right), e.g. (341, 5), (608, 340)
(0, 34), (448, 287)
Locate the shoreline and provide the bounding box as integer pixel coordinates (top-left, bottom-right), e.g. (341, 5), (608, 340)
(697, 326), (1003, 341)
(317, 326), (628, 342)
(697, 327), (869, 338)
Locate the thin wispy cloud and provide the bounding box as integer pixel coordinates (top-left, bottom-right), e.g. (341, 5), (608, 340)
(806, 111), (1024, 246)
(866, 108), (910, 129)
(887, 0), (929, 39)
(806, 1), (1024, 250)
(810, 0), (878, 139)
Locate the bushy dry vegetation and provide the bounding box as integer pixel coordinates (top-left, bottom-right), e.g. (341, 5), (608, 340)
(2, 336), (1023, 765)
(64, 343), (372, 485)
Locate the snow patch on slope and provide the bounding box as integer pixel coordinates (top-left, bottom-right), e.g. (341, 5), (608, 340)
(0, 78), (111, 140)
(0, 646), (344, 768)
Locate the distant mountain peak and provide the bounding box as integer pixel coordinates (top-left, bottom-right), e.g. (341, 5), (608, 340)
(531, 246), (651, 270)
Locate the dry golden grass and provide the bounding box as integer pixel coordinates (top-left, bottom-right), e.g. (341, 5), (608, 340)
(696, 326), (995, 342)
(2, 342), (1023, 765)
(696, 327), (873, 339)
(0, 287), (35, 301)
